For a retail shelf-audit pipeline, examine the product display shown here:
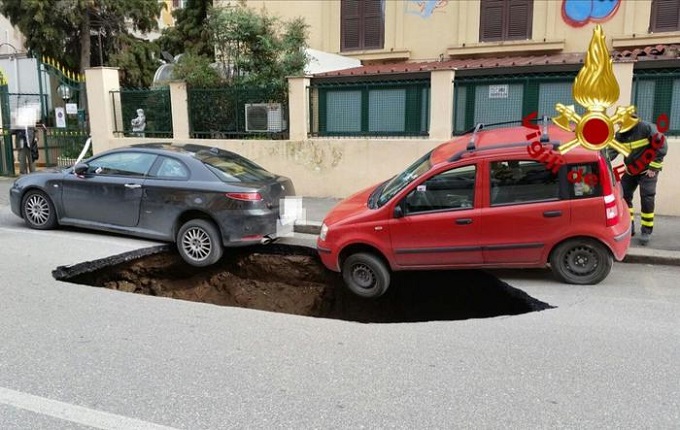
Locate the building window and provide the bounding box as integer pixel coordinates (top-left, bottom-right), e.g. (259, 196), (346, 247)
(479, 0), (533, 42)
(650, 0), (680, 32)
(341, 0), (384, 52)
(317, 81), (429, 137)
(172, 0), (186, 8)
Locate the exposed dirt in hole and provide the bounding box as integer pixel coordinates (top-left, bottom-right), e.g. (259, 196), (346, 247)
(55, 244), (553, 323)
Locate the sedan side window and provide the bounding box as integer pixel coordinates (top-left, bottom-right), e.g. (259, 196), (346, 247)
(403, 164), (476, 215)
(88, 152), (157, 177)
(153, 157), (189, 180)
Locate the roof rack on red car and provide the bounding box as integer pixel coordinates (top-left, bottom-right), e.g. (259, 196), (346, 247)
(467, 123), (484, 151)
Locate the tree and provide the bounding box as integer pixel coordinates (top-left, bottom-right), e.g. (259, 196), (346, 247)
(157, 0), (213, 60)
(204, 4), (309, 97)
(0, 0), (162, 84)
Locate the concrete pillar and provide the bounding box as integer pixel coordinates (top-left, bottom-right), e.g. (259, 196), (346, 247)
(287, 76), (311, 141)
(612, 60), (635, 110)
(169, 81), (190, 140)
(85, 67), (120, 153)
(429, 69), (455, 141)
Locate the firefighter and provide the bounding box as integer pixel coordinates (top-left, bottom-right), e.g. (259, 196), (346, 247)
(613, 118), (668, 245)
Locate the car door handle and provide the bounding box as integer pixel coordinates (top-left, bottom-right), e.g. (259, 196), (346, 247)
(543, 210), (562, 218)
(455, 218), (473, 225)
(124, 183), (142, 189)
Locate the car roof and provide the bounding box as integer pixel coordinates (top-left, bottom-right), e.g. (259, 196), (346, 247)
(121, 143), (240, 158)
(431, 124), (601, 166)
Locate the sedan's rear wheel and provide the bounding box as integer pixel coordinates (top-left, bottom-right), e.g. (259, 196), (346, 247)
(22, 190), (57, 230)
(177, 219), (223, 267)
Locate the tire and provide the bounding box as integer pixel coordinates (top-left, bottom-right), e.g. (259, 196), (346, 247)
(22, 190), (57, 230)
(342, 252), (391, 298)
(176, 219), (223, 267)
(550, 238), (613, 285)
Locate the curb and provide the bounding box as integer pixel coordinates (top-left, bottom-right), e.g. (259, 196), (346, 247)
(293, 222), (321, 235)
(623, 253), (680, 267)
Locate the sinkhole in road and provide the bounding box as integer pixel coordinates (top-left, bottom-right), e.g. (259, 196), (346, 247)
(53, 244), (553, 323)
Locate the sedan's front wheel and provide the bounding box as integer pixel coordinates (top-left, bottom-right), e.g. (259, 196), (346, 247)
(22, 190), (57, 230)
(177, 219), (223, 267)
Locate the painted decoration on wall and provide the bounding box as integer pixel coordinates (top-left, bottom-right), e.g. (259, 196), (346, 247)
(405, 0), (449, 18)
(562, 0), (621, 27)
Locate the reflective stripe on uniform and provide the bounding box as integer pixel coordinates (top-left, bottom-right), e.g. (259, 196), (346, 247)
(641, 212), (654, 227)
(627, 138), (650, 150)
(649, 161), (663, 169)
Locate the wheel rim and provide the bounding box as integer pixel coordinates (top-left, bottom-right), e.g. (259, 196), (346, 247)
(351, 263), (376, 289)
(181, 227), (212, 262)
(25, 194), (50, 226)
(563, 246), (599, 276)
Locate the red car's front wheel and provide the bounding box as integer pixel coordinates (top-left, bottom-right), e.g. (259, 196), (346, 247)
(342, 252), (391, 298)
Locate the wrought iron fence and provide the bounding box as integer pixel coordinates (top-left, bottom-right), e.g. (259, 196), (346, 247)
(309, 79), (430, 138)
(452, 72), (580, 135)
(112, 87), (173, 138)
(42, 129), (91, 167)
(632, 68), (680, 135)
(188, 86), (288, 139)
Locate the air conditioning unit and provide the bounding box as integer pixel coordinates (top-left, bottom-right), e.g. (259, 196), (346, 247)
(245, 103), (286, 132)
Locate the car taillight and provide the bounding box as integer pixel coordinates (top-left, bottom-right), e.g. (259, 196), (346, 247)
(604, 194), (619, 227)
(226, 192), (262, 201)
(599, 156), (618, 227)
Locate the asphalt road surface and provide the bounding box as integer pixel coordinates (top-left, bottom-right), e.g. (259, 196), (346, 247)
(0, 178), (679, 429)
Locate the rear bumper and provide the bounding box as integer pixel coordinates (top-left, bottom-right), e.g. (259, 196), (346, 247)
(609, 222), (632, 261)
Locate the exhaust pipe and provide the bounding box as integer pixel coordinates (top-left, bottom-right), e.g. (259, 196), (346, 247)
(260, 236), (274, 245)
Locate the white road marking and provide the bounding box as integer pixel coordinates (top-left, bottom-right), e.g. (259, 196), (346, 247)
(0, 386), (178, 430)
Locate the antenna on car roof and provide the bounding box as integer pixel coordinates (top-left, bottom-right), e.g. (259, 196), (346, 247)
(467, 123), (484, 151)
(540, 115), (550, 143)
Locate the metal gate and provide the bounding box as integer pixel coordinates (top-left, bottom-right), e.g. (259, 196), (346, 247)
(0, 55), (88, 176)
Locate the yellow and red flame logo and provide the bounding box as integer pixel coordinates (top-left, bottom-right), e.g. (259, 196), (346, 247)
(552, 25), (638, 156)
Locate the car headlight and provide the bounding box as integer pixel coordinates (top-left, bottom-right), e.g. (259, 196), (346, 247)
(319, 223), (328, 241)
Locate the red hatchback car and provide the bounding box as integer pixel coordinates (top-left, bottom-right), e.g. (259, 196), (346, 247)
(316, 124), (631, 298)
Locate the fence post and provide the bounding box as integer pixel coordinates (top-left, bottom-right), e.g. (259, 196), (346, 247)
(611, 60), (635, 113)
(169, 81), (189, 140)
(288, 76), (311, 140)
(429, 69), (455, 140)
(85, 67), (120, 153)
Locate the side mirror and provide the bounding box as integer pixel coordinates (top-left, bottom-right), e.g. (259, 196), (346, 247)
(73, 163), (89, 176)
(393, 205), (404, 219)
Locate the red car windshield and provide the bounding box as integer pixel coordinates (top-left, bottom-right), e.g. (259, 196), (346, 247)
(376, 151), (432, 207)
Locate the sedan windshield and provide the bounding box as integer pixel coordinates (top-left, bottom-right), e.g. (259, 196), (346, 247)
(194, 150), (276, 183)
(376, 151), (432, 207)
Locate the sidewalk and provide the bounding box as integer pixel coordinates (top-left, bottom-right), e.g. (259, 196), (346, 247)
(293, 197), (680, 267)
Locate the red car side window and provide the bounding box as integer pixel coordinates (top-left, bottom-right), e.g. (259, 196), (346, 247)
(404, 164), (476, 214)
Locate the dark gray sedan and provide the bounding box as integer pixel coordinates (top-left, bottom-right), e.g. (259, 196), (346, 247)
(9, 143), (295, 266)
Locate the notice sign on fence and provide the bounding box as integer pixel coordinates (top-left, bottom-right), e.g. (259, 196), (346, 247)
(65, 103), (78, 115)
(16, 105), (39, 127)
(489, 84), (509, 99)
(55, 107), (66, 128)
